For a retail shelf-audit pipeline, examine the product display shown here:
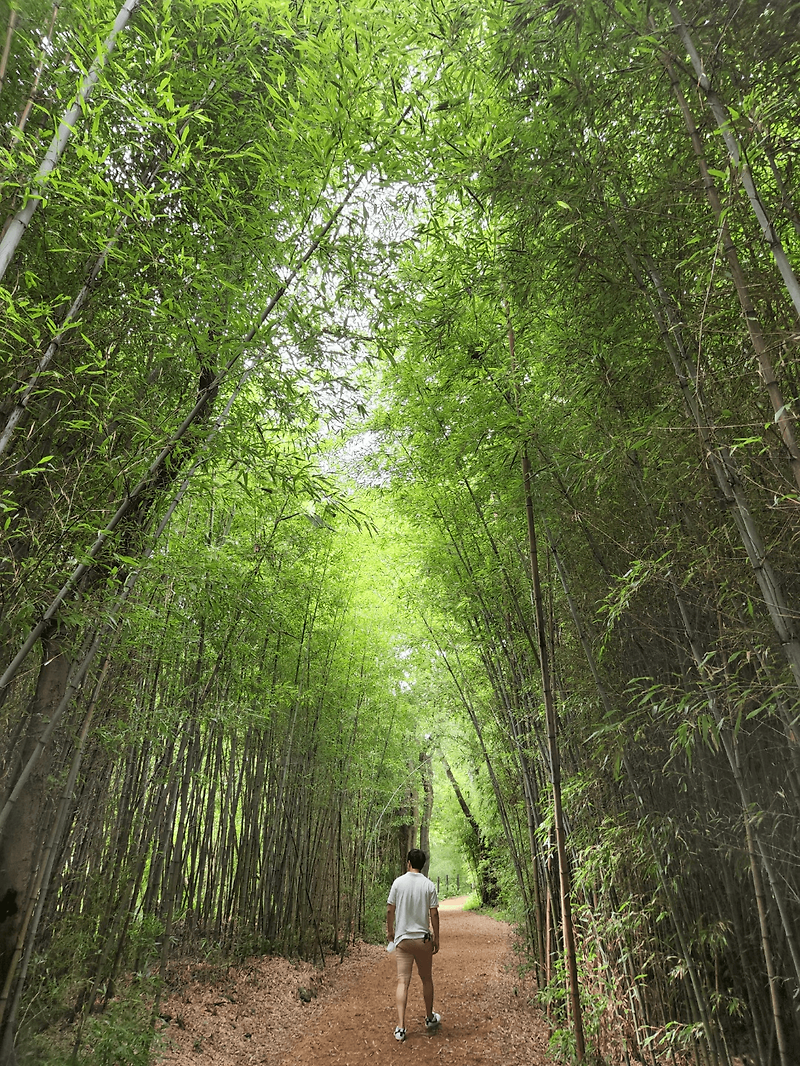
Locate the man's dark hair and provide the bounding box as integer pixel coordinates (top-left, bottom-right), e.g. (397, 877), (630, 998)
(407, 848), (426, 871)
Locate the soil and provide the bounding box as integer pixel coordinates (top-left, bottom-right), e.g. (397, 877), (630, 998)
(156, 897), (556, 1066)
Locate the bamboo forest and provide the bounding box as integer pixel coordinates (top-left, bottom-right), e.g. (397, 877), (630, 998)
(0, 0), (798, 1064)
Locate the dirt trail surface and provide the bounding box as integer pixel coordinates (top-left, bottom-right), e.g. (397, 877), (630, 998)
(158, 898), (554, 1066)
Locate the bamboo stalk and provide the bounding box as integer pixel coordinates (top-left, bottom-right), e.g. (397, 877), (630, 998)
(0, 628), (100, 836)
(522, 448), (586, 1061)
(0, 101), (202, 460)
(666, 4), (800, 321)
(546, 524), (733, 1060)
(151, 724), (198, 1022)
(622, 754), (723, 1065)
(421, 614), (534, 933)
(0, 8), (18, 96)
(670, 577), (800, 994)
(0, 661), (105, 1037)
(13, 2), (59, 137)
(662, 52), (800, 492)
(0, 0), (141, 283)
(0, 169), (368, 692)
(606, 204), (800, 691)
(70, 732), (180, 1053)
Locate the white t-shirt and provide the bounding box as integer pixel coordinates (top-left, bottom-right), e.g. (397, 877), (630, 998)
(387, 871), (439, 944)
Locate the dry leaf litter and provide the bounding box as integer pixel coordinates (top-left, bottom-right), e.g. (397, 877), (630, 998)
(156, 899), (556, 1066)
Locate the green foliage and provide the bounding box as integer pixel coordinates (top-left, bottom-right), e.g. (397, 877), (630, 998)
(18, 979), (161, 1066)
(2, 2), (800, 1065)
(81, 993), (159, 1066)
(360, 881), (390, 947)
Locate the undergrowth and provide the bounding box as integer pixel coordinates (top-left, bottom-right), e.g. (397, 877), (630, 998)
(16, 979), (162, 1066)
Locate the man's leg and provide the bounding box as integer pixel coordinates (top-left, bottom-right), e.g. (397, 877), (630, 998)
(395, 943), (413, 1029)
(407, 938), (435, 1018)
(407, 942), (439, 1014)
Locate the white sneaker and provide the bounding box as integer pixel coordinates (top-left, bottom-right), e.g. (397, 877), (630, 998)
(425, 1012), (441, 1030)
(394, 1027), (406, 1042)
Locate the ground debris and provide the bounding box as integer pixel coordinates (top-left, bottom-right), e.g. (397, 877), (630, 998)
(156, 903), (555, 1066)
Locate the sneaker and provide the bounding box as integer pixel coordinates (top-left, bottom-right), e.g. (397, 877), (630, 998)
(394, 1027), (406, 1042)
(425, 1012), (441, 1030)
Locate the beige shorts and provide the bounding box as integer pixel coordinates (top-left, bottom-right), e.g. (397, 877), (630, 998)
(395, 936), (434, 981)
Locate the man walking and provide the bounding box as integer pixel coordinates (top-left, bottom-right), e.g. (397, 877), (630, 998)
(386, 848), (441, 1042)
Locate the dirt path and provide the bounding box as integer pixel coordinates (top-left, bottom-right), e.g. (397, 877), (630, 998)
(158, 899), (554, 1066)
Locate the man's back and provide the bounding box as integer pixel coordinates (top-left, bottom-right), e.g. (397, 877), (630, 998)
(388, 870), (438, 944)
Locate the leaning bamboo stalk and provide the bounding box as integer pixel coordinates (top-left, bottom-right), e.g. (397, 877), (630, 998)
(0, 225), (120, 459)
(717, 858), (770, 1066)
(667, 572), (799, 1052)
(0, 438), (204, 839)
(622, 753), (723, 1066)
(0, 8), (18, 96)
(70, 734), (179, 1048)
(419, 611), (535, 932)
(13, 2), (59, 138)
(0, 169), (367, 692)
(181, 721), (219, 930)
(607, 209), (800, 689)
(0, 656), (106, 1041)
(406, 397), (541, 665)
(758, 132), (800, 238)
(0, 0), (141, 283)
(666, 4), (800, 320)
(0, 96), (206, 460)
(625, 428), (797, 1054)
(202, 726), (225, 932)
(546, 527), (728, 1062)
(283, 803), (327, 967)
(662, 53), (800, 492)
(741, 793), (790, 1066)
(730, 612), (800, 799)
(212, 731), (237, 940)
(151, 724), (198, 1022)
(0, 628), (101, 836)
(522, 448), (586, 1062)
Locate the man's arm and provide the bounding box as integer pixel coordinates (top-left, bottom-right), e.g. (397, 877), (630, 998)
(430, 906), (440, 953)
(387, 903), (396, 942)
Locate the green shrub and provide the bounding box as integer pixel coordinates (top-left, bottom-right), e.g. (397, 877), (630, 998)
(81, 994), (158, 1066)
(361, 879), (390, 944)
(17, 979), (160, 1066)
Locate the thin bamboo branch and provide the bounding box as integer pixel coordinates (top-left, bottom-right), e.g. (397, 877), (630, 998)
(0, 0), (141, 283)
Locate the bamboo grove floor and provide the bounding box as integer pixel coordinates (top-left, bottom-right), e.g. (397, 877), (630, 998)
(156, 899), (555, 1066)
